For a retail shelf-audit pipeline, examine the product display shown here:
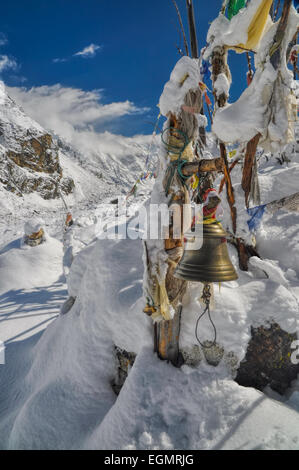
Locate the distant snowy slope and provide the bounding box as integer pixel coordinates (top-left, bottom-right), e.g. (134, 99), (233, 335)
(0, 81), (73, 200)
(7, 84), (154, 195)
(0, 81), (155, 247)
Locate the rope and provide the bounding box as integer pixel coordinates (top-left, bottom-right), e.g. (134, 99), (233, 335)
(165, 160), (190, 195)
(274, 0), (281, 21)
(161, 127), (191, 196)
(246, 52), (254, 85)
(195, 283), (217, 349)
(161, 127), (189, 155)
(57, 187), (69, 212)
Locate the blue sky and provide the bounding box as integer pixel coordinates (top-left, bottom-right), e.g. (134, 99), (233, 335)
(0, 0), (252, 136)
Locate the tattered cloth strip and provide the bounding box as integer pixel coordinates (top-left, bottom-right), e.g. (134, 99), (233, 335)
(28, 228), (44, 240)
(227, 0), (246, 20)
(165, 130), (193, 162)
(25, 228), (45, 247)
(152, 278), (172, 321)
(204, 0), (275, 67)
(65, 212), (73, 228)
(126, 170), (156, 199)
(213, 4), (299, 152)
(162, 127), (194, 197)
(143, 252), (174, 322)
(247, 204), (267, 231)
(249, 155), (261, 206)
(247, 191), (299, 231)
(200, 59), (211, 81)
(232, 0), (273, 53)
(147, 126), (195, 321)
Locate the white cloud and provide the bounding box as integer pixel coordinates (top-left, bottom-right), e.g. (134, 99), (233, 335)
(53, 43), (101, 63)
(0, 55), (17, 73)
(7, 74), (27, 84)
(52, 57), (68, 63)
(8, 84), (146, 130)
(7, 84), (150, 157)
(0, 33), (8, 47)
(74, 43), (101, 58)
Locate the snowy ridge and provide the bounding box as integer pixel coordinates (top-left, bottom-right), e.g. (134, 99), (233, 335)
(0, 81), (44, 148)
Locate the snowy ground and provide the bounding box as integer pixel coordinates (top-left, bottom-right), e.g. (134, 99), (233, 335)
(0, 235), (65, 344)
(0, 159), (298, 449)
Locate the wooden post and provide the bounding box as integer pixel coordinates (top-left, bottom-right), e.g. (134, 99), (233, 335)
(211, 43), (261, 270)
(171, 0), (190, 57)
(185, 0), (206, 148)
(242, 134), (261, 209)
(270, 0), (292, 70)
(155, 119), (189, 367)
(181, 157), (223, 175)
(270, 1), (275, 20)
(211, 45), (237, 234)
(186, 0), (199, 59)
(146, 72), (224, 365)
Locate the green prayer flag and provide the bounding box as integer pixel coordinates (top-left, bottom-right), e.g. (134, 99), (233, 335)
(227, 0), (246, 20)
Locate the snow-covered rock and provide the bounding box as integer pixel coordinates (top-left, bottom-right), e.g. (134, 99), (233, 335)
(0, 81), (74, 199)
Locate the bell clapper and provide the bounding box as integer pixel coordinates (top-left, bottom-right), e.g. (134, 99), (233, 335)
(195, 282), (217, 349)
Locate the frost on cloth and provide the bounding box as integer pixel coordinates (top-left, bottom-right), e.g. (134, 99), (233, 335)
(204, 0), (273, 60)
(214, 73), (231, 100)
(212, 6), (299, 152)
(159, 56), (200, 118)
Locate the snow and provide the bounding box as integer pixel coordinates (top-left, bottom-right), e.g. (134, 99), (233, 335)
(214, 73), (231, 99)
(0, 186), (298, 449)
(0, 81), (44, 138)
(212, 6), (299, 151)
(85, 349), (299, 450)
(0, 235), (65, 343)
(159, 56), (200, 117)
(204, 0), (273, 60)
(0, 28), (299, 451)
(7, 83), (154, 193)
(0, 235), (151, 449)
(197, 113), (208, 128)
(24, 218), (45, 236)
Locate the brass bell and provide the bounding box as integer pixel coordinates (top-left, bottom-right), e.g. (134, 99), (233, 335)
(174, 222), (238, 283)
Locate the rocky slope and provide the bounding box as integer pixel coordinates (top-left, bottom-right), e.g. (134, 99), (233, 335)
(0, 81), (74, 199)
